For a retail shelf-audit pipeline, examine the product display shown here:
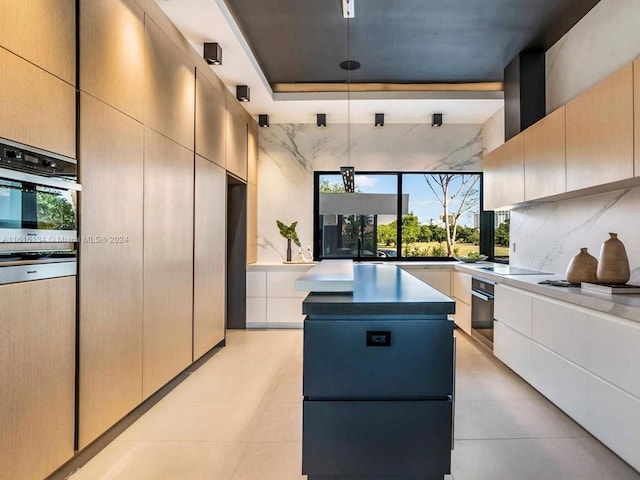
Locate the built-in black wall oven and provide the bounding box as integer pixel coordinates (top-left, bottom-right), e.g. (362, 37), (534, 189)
(471, 277), (495, 349)
(0, 138), (80, 265)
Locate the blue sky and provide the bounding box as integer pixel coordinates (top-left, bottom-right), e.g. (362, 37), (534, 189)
(320, 173), (479, 227)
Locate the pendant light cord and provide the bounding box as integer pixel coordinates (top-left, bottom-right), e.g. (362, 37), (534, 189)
(347, 17), (351, 166)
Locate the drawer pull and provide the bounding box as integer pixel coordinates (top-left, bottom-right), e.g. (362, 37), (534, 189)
(366, 331), (391, 347)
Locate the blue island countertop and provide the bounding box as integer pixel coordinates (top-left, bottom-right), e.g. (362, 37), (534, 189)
(302, 262), (455, 317)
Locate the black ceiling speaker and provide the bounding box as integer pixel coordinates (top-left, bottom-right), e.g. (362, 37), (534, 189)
(432, 113), (443, 127)
(203, 42), (222, 65)
(236, 85), (250, 102)
(317, 113), (327, 127)
(258, 114), (269, 127)
(375, 113), (384, 127)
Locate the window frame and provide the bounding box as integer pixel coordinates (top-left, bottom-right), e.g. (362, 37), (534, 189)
(313, 170), (495, 262)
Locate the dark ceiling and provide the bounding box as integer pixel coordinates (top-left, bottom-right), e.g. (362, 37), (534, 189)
(224, 0), (601, 85)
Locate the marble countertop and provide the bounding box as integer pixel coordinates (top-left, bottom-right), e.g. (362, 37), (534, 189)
(295, 260), (354, 292)
(247, 262), (316, 272)
(453, 263), (640, 323)
(302, 263), (455, 317)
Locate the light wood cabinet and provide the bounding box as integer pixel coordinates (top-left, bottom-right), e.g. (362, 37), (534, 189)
(143, 128), (194, 398)
(80, 0), (145, 122)
(0, 0), (75, 84)
(0, 277), (76, 480)
(634, 57), (640, 177)
(144, 17), (195, 151)
(248, 122), (259, 186)
(195, 69), (226, 168)
(482, 133), (524, 210)
(0, 48), (75, 158)
(78, 93), (144, 448)
(193, 155), (226, 360)
(226, 104), (248, 180)
(566, 64), (634, 191)
(247, 182), (258, 264)
(524, 106), (566, 200)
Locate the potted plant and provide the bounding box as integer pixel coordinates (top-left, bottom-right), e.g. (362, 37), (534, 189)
(276, 220), (301, 262)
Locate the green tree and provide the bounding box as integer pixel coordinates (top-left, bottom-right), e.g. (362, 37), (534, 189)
(419, 224), (433, 242)
(378, 221), (397, 246)
(423, 174), (480, 257)
(401, 213), (421, 244)
(495, 220), (510, 247)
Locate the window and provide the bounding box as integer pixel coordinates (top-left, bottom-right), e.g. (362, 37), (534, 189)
(314, 171), (487, 261)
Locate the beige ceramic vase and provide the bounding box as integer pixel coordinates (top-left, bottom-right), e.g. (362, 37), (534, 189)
(565, 248), (598, 284)
(596, 233), (630, 284)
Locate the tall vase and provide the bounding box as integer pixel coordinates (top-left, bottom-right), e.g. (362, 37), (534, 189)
(286, 238), (292, 262)
(596, 233), (630, 284)
(565, 248), (598, 284)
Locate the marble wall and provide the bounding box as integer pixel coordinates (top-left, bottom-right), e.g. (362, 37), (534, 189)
(546, 0), (640, 112)
(257, 123), (485, 262)
(510, 187), (640, 284)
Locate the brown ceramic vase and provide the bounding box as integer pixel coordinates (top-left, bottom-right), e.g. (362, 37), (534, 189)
(596, 233), (630, 284)
(565, 248), (598, 284)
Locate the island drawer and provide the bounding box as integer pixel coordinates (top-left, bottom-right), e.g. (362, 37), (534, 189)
(303, 319), (453, 398)
(302, 399), (452, 476)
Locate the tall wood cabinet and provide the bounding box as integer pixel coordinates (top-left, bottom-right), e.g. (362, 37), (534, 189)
(80, 0), (146, 122)
(0, 48), (75, 158)
(226, 104), (249, 180)
(78, 93), (144, 448)
(483, 133), (524, 210)
(634, 58), (640, 177)
(144, 16), (195, 150)
(194, 156), (227, 359)
(0, 277), (76, 480)
(0, 0), (75, 84)
(565, 64), (634, 191)
(195, 69), (227, 168)
(524, 106), (566, 200)
(143, 128), (194, 398)
(247, 124), (259, 263)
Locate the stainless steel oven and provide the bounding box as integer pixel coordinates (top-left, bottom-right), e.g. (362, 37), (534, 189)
(471, 277), (495, 349)
(0, 138), (80, 245)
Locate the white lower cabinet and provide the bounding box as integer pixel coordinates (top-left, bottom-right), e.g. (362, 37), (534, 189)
(267, 297), (306, 328)
(495, 286), (640, 472)
(586, 375), (640, 472)
(494, 284), (533, 336)
(452, 299), (471, 335)
(246, 266), (314, 328)
(452, 271), (472, 335)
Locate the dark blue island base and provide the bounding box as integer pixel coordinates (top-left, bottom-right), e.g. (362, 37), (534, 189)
(301, 263), (456, 480)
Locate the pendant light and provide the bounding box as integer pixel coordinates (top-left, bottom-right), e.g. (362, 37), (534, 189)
(339, 0), (357, 193)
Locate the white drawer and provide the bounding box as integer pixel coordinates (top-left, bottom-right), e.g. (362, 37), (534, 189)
(494, 284), (533, 337)
(452, 271), (471, 302)
(532, 296), (589, 369)
(266, 297), (305, 328)
(246, 271), (266, 297)
(267, 271), (308, 298)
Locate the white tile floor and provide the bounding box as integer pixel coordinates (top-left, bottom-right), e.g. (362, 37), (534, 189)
(69, 329), (640, 480)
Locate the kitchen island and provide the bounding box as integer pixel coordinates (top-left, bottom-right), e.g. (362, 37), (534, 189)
(299, 261), (456, 480)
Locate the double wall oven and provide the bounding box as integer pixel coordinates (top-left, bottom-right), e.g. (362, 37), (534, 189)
(0, 138), (80, 281)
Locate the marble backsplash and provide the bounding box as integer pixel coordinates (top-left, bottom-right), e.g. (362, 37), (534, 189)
(257, 123), (485, 262)
(510, 186), (640, 284)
